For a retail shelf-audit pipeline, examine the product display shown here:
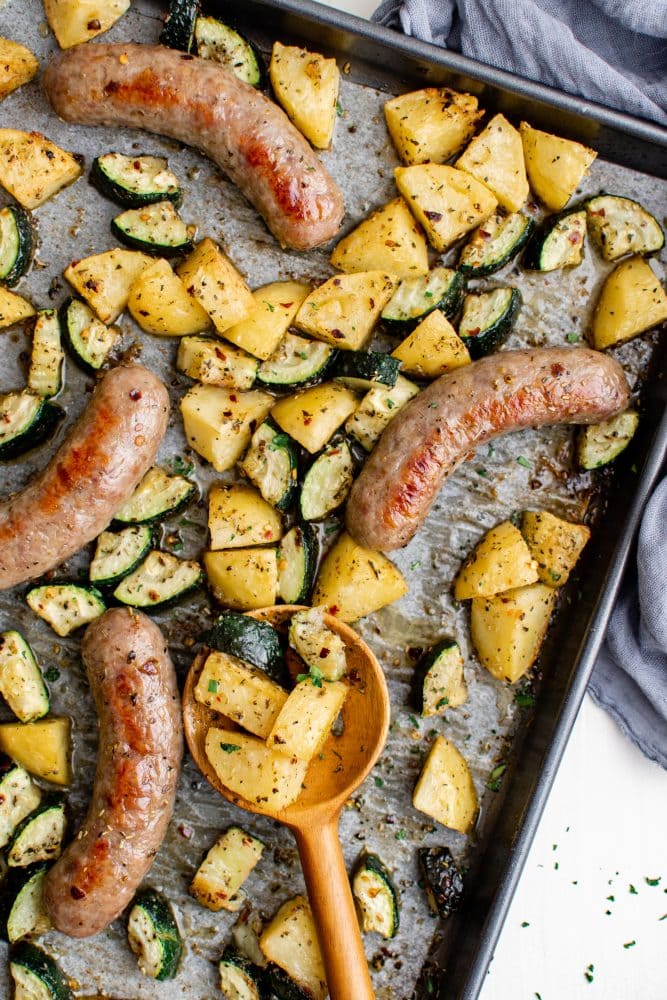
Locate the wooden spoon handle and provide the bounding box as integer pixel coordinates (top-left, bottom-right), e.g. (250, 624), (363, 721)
(295, 817), (375, 1000)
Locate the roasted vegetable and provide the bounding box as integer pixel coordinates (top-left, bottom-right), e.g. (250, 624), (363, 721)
(471, 582), (556, 683)
(418, 846), (464, 919)
(270, 41), (339, 149)
(412, 735), (478, 834)
(456, 113), (528, 213)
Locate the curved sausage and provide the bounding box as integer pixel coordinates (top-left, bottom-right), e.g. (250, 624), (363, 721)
(43, 43), (345, 251)
(44, 608), (182, 937)
(346, 347), (631, 551)
(0, 365), (168, 591)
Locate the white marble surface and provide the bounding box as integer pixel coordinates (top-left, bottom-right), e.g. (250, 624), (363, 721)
(319, 2), (666, 996)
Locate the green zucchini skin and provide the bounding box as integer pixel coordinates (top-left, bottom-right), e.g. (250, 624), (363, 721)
(0, 395), (63, 461)
(577, 410), (639, 470)
(89, 525), (154, 588)
(523, 208), (587, 271)
(200, 612), (287, 685)
(352, 852), (400, 938)
(90, 153), (181, 208)
(0, 861), (51, 943)
(113, 467), (196, 525)
(299, 440), (355, 521)
(381, 268), (465, 330)
(267, 963), (313, 1000)
(277, 523), (318, 605)
(59, 297), (121, 374)
(418, 846), (464, 919)
(458, 286), (521, 359)
(111, 201), (194, 256)
(0, 205), (35, 287)
(195, 16), (266, 89)
(331, 350), (400, 391)
(159, 0), (201, 51)
(240, 421), (299, 512)
(9, 940), (73, 1000)
(458, 211), (534, 277)
(255, 334), (336, 390)
(218, 945), (268, 1000)
(411, 639), (465, 717)
(25, 582), (106, 636)
(7, 794), (66, 868)
(112, 551), (203, 611)
(0, 629), (49, 723)
(585, 193), (664, 260)
(127, 888), (183, 981)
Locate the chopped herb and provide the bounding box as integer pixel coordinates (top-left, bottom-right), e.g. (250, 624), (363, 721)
(423, 290), (433, 298)
(408, 714), (420, 729)
(336, 101), (343, 117)
(44, 666), (60, 682)
(487, 443), (494, 457)
(428, 401), (438, 408)
(623, 940), (636, 949)
(645, 876), (661, 887)
(486, 763), (507, 791)
(394, 828), (407, 841)
(269, 433), (290, 450)
(584, 963), (594, 983)
(168, 455), (194, 477)
(607, 895), (615, 902)
(264, 301), (275, 312)
(566, 332), (581, 343)
(517, 455), (532, 469)
(325, 523), (340, 535)
(374, 776), (384, 788)
(515, 687), (535, 708)
(436, 697), (449, 709)
(476, 467), (489, 477)
(386, 398), (396, 409)
(629, 884), (638, 894)
(219, 743), (241, 753)
(297, 351), (309, 360)
(207, 679), (219, 693)
(409, 560), (421, 571)
(660, 914), (667, 921)
(521, 921), (530, 928)
(298, 666), (323, 687)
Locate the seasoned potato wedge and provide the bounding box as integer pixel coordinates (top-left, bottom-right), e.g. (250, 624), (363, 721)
(454, 521), (539, 600)
(205, 726), (307, 812)
(456, 114), (528, 213)
(271, 382), (358, 453)
(176, 238), (255, 334)
(0, 38), (38, 100)
(312, 532), (407, 621)
(180, 385), (273, 472)
(295, 271), (397, 350)
(345, 374), (419, 452)
(471, 582), (556, 683)
(223, 280), (310, 360)
(412, 735), (478, 834)
(521, 510), (590, 587)
(44, 0), (130, 48)
(208, 483), (283, 549)
(267, 677), (347, 762)
(195, 651), (288, 739)
(189, 826), (264, 913)
(519, 122), (596, 211)
(0, 717), (71, 785)
(270, 41), (339, 149)
(65, 249), (152, 324)
(591, 256), (667, 350)
(329, 198), (429, 278)
(177, 336), (258, 389)
(260, 896), (327, 1000)
(204, 547), (278, 609)
(392, 310), (470, 378)
(0, 129), (82, 209)
(128, 257), (211, 335)
(384, 87), (483, 165)
(395, 164), (497, 252)
(0, 286), (34, 328)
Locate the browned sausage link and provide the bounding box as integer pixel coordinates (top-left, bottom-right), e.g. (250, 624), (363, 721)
(345, 347), (631, 551)
(44, 608), (182, 938)
(0, 365), (168, 591)
(43, 43), (345, 251)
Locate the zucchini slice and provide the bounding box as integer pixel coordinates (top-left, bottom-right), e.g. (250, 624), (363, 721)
(128, 888), (183, 981)
(299, 440), (355, 521)
(240, 421), (299, 512)
(27, 310), (64, 398)
(577, 410), (639, 469)
(59, 297), (121, 374)
(418, 845), (464, 919)
(287, 607), (346, 682)
(381, 267), (464, 329)
(7, 797), (66, 868)
(0, 630), (49, 723)
(277, 525), (318, 605)
(256, 333), (335, 389)
(267, 963), (316, 1000)
(160, 0), (200, 51)
(113, 466), (196, 524)
(219, 946), (266, 1000)
(586, 194), (664, 261)
(458, 211), (534, 276)
(0, 758), (41, 850)
(352, 853), (400, 939)
(91, 152), (181, 208)
(200, 612), (286, 684)
(1, 862), (52, 942)
(113, 551), (202, 609)
(412, 639), (468, 717)
(0, 205), (34, 287)
(89, 525), (154, 587)
(345, 374), (420, 452)
(331, 350), (400, 391)
(10, 940), (73, 1000)
(0, 391), (62, 461)
(190, 826), (264, 912)
(523, 209), (587, 271)
(458, 287), (521, 359)
(25, 584), (106, 637)
(195, 16), (265, 88)
(111, 200), (194, 256)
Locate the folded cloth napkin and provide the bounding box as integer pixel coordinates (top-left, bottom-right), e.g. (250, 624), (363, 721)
(372, 0), (667, 124)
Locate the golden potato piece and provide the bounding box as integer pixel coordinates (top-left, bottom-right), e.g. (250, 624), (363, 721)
(591, 256), (667, 350)
(270, 41), (339, 149)
(44, 0), (130, 48)
(330, 198), (429, 278)
(521, 510), (590, 587)
(312, 532), (407, 621)
(0, 37), (38, 100)
(519, 121), (596, 211)
(471, 582), (556, 683)
(395, 164), (497, 252)
(454, 520), (539, 600)
(456, 113), (529, 213)
(413, 735), (478, 834)
(384, 87), (482, 165)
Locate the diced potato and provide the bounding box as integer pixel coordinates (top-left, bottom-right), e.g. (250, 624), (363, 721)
(345, 375), (419, 451)
(0, 717), (71, 786)
(521, 510), (590, 587)
(312, 532), (407, 622)
(412, 735), (478, 834)
(454, 521), (539, 600)
(270, 41), (339, 149)
(0, 38), (38, 100)
(384, 87), (483, 165)
(190, 826), (264, 913)
(271, 382), (358, 453)
(591, 256), (667, 350)
(205, 727), (308, 811)
(267, 678), (348, 761)
(395, 164), (497, 252)
(180, 385), (273, 472)
(471, 582), (556, 683)
(260, 896), (327, 1000)
(223, 281), (310, 360)
(65, 249), (152, 324)
(456, 114), (528, 213)
(177, 335), (258, 389)
(295, 271), (397, 350)
(0, 286), (34, 328)
(127, 258), (211, 335)
(0, 129), (82, 209)
(194, 651), (288, 738)
(44, 0), (130, 48)
(204, 548), (278, 610)
(330, 198), (429, 278)
(392, 310), (470, 378)
(208, 483), (283, 549)
(519, 122), (597, 211)
(176, 239), (256, 334)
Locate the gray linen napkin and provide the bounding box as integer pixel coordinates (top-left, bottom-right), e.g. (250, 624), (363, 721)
(372, 0), (667, 765)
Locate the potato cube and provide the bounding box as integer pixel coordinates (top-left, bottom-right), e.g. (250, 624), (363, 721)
(0, 286), (34, 328)
(222, 280), (310, 360)
(454, 520), (539, 600)
(65, 249), (152, 324)
(194, 651), (288, 738)
(270, 42), (339, 149)
(395, 164), (497, 252)
(260, 896), (327, 1000)
(0, 717), (71, 786)
(44, 0), (129, 48)
(267, 678), (348, 761)
(412, 735), (478, 834)
(295, 271), (397, 350)
(177, 336), (258, 389)
(392, 310), (470, 378)
(519, 122), (596, 211)
(208, 483), (282, 549)
(312, 532), (407, 621)
(190, 826), (264, 912)
(521, 510), (590, 587)
(128, 258), (211, 335)
(384, 87), (483, 165)
(0, 38), (38, 100)
(180, 384), (273, 472)
(330, 198), (429, 278)
(205, 727), (307, 811)
(591, 256), (667, 350)
(271, 382), (358, 453)
(204, 548), (278, 610)
(0, 129), (82, 209)
(456, 113), (528, 212)
(471, 582), (556, 683)
(176, 238), (256, 333)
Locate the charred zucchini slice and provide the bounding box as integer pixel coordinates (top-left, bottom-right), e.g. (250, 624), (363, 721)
(352, 853), (400, 938)
(25, 584), (106, 637)
(219, 946), (267, 1000)
(0, 391), (62, 461)
(277, 524), (318, 605)
(332, 350), (400, 391)
(128, 888), (183, 981)
(523, 208), (587, 271)
(256, 333), (335, 389)
(412, 639), (468, 717)
(111, 201), (194, 256)
(1, 862), (51, 942)
(0, 630), (49, 723)
(195, 16), (265, 88)
(113, 467), (196, 524)
(7, 796), (66, 868)
(200, 612), (286, 684)
(287, 607), (346, 682)
(299, 440), (354, 521)
(577, 410), (639, 469)
(381, 267), (464, 329)
(458, 211), (533, 276)
(59, 297), (121, 374)
(240, 421), (299, 512)
(89, 525), (154, 587)
(586, 194), (664, 261)
(418, 845), (464, 919)
(91, 152), (181, 208)
(267, 964), (315, 1000)
(458, 286), (521, 358)
(0, 205), (34, 287)
(10, 940), (73, 1000)
(113, 551), (202, 609)
(159, 0), (200, 52)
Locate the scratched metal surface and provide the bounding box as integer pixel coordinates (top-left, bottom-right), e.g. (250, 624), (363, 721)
(0, 1), (664, 997)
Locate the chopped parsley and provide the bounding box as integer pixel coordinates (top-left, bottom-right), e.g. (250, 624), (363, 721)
(207, 679), (219, 693)
(566, 332), (581, 343)
(374, 776), (384, 788)
(486, 763), (507, 791)
(297, 666), (323, 688)
(476, 467), (489, 477)
(436, 696), (449, 709)
(407, 714), (420, 729)
(521, 921), (530, 928)
(336, 101), (343, 117)
(645, 876), (661, 887)
(168, 454), (194, 477)
(515, 686), (535, 708)
(394, 828), (407, 841)
(409, 560), (421, 571)
(623, 940), (636, 949)
(517, 455), (532, 469)
(629, 884), (638, 895)
(219, 743), (241, 753)
(44, 666), (60, 682)
(584, 963), (594, 983)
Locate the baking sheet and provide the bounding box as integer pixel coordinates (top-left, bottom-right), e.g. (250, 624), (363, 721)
(0, 1), (665, 997)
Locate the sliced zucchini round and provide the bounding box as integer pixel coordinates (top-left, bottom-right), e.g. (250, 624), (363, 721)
(287, 607), (346, 682)
(381, 268), (464, 329)
(352, 853), (400, 939)
(111, 200), (194, 256)
(91, 152), (181, 208)
(7, 796), (66, 868)
(160, 0), (200, 52)
(0, 758), (42, 852)
(89, 525), (154, 587)
(25, 584), (106, 638)
(458, 286), (521, 359)
(128, 888), (183, 981)
(1, 862), (52, 943)
(27, 310), (64, 399)
(113, 466), (196, 524)
(586, 194), (664, 261)
(0, 205), (34, 287)
(195, 16), (265, 88)
(332, 350), (400, 391)
(256, 333), (335, 389)
(9, 940), (73, 1000)
(412, 639), (467, 718)
(418, 845), (464, 919)
(277, 525), (318, 605)
(200, 612), (287, 684)
(113, 551), (202, 610)
(523, 209), (587, 271)
(577, 410), (639, 470)
(0, 391), (62, 461)
(267, 964), (315, 1000)
(219, 945), (266, 1000)
(240, 421), (299, 512)
(0, 630), (49, 723)
(59, 297), (121, 374)
(458, 211), (534, 276)
(299, 440), (355, 521)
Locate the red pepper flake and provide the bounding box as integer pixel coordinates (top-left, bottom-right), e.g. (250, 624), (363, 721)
(424, 210), (443, 222)
(71, 886), (86, 900)
(331, 329), (345, 340)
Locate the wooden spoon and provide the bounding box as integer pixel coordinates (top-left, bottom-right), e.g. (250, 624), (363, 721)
(183, 606), (390, 1000)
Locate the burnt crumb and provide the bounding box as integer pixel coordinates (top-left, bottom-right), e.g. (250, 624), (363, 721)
(418, 846), (464, 919)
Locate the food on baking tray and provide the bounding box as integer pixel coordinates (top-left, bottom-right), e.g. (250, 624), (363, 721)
(194, 16), (265, 89)
(577, 409), (640, 469)
(270, 42), (339, 150)
(520, 510), (590, 587)
(205, 547), (279, 610)
(346, 374), (419, 452)
(194, 650), (288, 739)
(0, 286), (35, 328)
(519, 121), (597, 211)
(352, 852), (400, 939)
(127, 888), (183, 980)
(27, 310), (64, 399)
(190, 826), (264, 912)
(111, 200), (194, 256)
(412, 735), (479, 834)
(523, 207), (587, 271)
(395, 163), (497, 252)
(128, 257), (211, 336)
(0, 129), (82, 209)
(418, 846), (464, 919)
(0, 390), (62, 460)
(471, 582), (556, 683)
(89, 525), (154, 588)
(1, 862), (52, 942)
(271, 382), (358, 454)
(44, 0), (130, 50)
(9, 939), (73, 1000)
(329, 197), (429, 277)
(0, 717), (71, 786)
(288, 607), (347, 682)
(384, 87), (483, 166)
(200, 611), (287, 682)
(457, 286), (521, 358)
(278, 524), (318, 604)
(114, 465), (196, 524)
(112, 550), (202, 609)
(458, 210), (534, 276)
(0, 37), (38, 100)
(6, 795), (66, 868)
(455, 113), (529, 213)
(256, 333), (334, 389)
(180, 384), (273, 472)
(159, 0), (200, 53)
(176, 238), (255, 334)
(177, 335), (259, 389)
(0, 757), (42, 849)
(43, 43), (345, 250)
(205, 727), (307, 811)
(311, 532), (407, 622)
(218, 945), (266, 1000)
(299, 440), (355, 522)
(259, 896), (327, 1000)
(59, 297), (121, 373)
(208, 482), (283, 549)
(392, 309), (470, 378)
(223, 281), (311, 360)
(412, 639), (468, 718)
(332, 349), (401, 391)
(585, 194), (664, 261)
(91, 151), (181, 208)
(0, 205), (35, 287)
(240, 420), (299, 511)
(454, 520), (539, 600)
(381, 267), (464, 329)
(266, 674), (347, 761)
(295, 271), (397, 350)
(64, 249), (152, 324)
(591, 256), (667, 349)
(43, 609), (182, 938)
(0, 629), (49, 723)
(345, 347), (631, 551)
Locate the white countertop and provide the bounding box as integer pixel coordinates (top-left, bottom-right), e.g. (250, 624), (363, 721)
(319, 2), (666, 995)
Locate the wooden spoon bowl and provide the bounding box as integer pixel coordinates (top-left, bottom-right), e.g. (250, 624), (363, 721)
(183, 606), (390, 1000)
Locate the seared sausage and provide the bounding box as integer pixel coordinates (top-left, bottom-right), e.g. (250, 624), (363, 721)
(0, 365), (168, 590)
(346, 347), (630, 551)
(43, 43), (344, 251)
(44, 608), (182, 937)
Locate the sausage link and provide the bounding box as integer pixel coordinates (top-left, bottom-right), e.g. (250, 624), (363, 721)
(0, 365), (168, 591)
(43, 43), (344, 251)
(345, 347), (631, 551)
(44, 608), (182, 937)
